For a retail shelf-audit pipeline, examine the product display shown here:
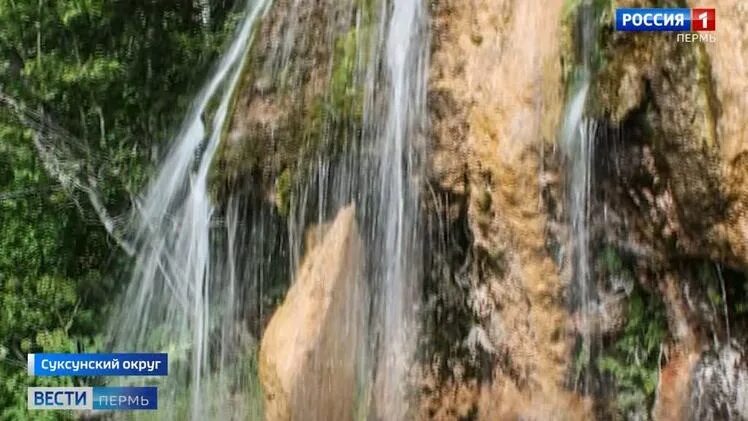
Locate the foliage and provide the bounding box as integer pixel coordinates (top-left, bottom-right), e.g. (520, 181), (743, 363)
(597, 288), (667, 418)
(589, 246), (666, 417)
(0, 0), (239, 418)
(329, 26), (365, 125)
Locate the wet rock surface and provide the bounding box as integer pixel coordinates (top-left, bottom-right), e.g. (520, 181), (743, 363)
(422, 0), (748, 419)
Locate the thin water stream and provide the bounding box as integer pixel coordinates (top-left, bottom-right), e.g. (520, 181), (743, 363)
(560, 0), (599, 395)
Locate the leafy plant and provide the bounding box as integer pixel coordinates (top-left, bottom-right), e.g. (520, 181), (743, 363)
(597, 288), (666, 418)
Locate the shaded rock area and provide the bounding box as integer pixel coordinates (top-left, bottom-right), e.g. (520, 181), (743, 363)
(592, 0), (747, 268)
(592, 9), (722, 265)
(258, 205), (366, 421)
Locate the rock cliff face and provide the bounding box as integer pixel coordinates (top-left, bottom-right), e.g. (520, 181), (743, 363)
(689, 0), (748, 268)
(593, 4), (725, 264)
(219, 0), (748, 419)
(424, 0), (748, 419)
(210, 0), (366, 214)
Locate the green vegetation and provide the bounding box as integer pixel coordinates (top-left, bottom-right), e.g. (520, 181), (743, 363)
(595, 248), (666, 418)
(569, 245), (667, 417)
(329, 25), (366, 125)
(560, 0), (612, 85)
(275, 168), (293, 217)
(0, 1), (240, 417)
(597, 287), (666, 417)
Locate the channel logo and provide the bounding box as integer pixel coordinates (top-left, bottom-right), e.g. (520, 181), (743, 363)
(616, 8), (716, 32)
(28, 387), (157, 410)
(692, 8), (716, 31)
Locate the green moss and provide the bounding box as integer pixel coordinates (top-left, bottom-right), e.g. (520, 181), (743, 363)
(330, 28), (363, 122)
(560, 0), (613, 85)
(276, 12), (373, 210)
(275, 168), (293, 217)
(598, 245), (625, 276)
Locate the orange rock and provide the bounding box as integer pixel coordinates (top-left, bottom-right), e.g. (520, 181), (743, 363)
(259, 205), (366, 421)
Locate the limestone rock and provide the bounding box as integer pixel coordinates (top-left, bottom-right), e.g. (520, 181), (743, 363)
(426, 0), (591, 418)
(589, 6), (748, 415)
(697, 0), (748, 269)
(259, 205), (366, 421)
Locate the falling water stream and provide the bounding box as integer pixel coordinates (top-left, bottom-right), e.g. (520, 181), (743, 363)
(109, 1), (269, 419)
(560, 0), (598, 395)
(284, 0), (429, 416)
(372, 1), (427, 418)
(13, 0), (748, 418)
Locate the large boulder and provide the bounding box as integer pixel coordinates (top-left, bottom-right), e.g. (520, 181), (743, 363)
(259, 205), (366, 421)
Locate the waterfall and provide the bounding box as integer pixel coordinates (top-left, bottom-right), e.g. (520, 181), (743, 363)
(108, 1), (269, 419)
(259, 0), (429, 416)
(373, 1), (428, 418)
(561, 0), (598, 394)
(107, 0), (428, 418)
(284, 0), (429, 416)
(563, 104), (597, 393)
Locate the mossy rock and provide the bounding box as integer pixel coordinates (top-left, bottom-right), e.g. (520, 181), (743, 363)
(208, 0), (374, 213)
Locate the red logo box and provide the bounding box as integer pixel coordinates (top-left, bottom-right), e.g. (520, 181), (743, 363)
(692, 8), (716, 31)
